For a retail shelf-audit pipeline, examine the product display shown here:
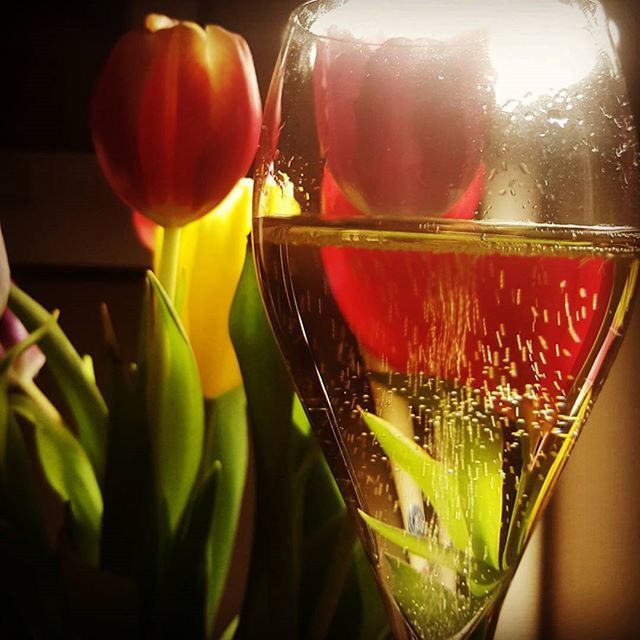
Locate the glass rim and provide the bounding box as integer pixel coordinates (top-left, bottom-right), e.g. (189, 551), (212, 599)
(288, 0), (607, 48)
(288, 0), (491, 48)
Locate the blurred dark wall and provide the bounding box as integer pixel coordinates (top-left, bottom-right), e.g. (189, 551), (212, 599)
(0, 0), (300, 154)
(0, 0), (638, 154)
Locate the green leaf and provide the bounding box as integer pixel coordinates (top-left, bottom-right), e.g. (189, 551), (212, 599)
(220, 616), (239, 640)
(353, 544), (388, 640)
(387, 555), (487, 639)
(292, 394), (311, 437)
(433, 408), (503, 571)
(11, 394), (102, 566)
(0, 413), (68, 638)
(144, 272), (204, 543)
(359, 510), (466, 573)
(0, 317), (47, 485)
(100, 314), (156, 603)
(360, 410), (470, 552)
(204, 387), (250, 634)
(458, 419), (503, 570)
(160, 463), (220, 638)
(1, 410), (48, 554)
(8, 285), (107, 482)
(305, 516), (357, 639)
(230, 247), (297, 637)
(360, 511), (503, 596)
(296, 445), (350, 636)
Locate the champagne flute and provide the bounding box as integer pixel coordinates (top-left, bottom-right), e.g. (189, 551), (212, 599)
(253, 1), (640, 637)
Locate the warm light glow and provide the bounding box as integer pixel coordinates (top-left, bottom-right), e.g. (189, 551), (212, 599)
(312, 0), (600, 106)
(609, 19), (621, 49)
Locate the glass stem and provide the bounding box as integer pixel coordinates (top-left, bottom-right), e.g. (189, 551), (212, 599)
(158, 226), (182, 302)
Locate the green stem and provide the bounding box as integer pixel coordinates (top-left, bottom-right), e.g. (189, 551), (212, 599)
(158, 226), (182, 302)
(17, 377), (63, 425)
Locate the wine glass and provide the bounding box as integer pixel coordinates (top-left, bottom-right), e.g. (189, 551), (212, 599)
(252, 1), (640, 637)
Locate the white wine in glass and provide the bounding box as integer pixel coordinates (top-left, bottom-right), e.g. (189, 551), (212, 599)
(253, 1), (640, 637)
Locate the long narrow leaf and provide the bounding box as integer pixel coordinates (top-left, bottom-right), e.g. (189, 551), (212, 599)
(161, 464), (220, 638)
(230, 247), (297, 637)
(1, 406), (46, 553)
(460, 419), (502, 570)
(220, 616), (239, 640)
(360, 511), (503, 595)
(360, 411), (470, 552)
(435, 410), (503, 571)
(8, 285), (107, 481)
(11, 394), (102, 566)
(0, 321), (52, 553)
(306, 517), (357, 640)
(144, 272), (204, 544)
(100, 319), (156, 606)
(353, 544), (388, 640)
(205, 387), (250, 634)
(1, 412), (68, 636)
(359, 510), (465, 573)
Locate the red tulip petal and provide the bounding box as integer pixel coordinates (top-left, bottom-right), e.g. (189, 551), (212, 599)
(91, 16), (261, 228)
(132, 210), (157, 251)
(193, 26), (262, 216)
(137, 22), (212, 223)
(91, 28), (157, 217)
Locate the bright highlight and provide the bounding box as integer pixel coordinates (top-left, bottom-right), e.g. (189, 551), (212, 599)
(312, 0), (601, 106)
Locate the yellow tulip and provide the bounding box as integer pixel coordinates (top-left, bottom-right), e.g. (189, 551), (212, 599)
(152, 175), (300, 398)
(154, 179), (249, 398)
(259, 172), (302, 218)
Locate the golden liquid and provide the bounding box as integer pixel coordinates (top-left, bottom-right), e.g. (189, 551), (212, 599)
(254, 215), (639, 639)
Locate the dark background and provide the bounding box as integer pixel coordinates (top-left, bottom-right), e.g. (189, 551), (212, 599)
(1, 2), (639, 638)
(1, 0), (638, 154)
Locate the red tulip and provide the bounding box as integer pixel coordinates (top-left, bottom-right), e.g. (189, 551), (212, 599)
(321, 173), (613, 397)
(314, 28), (492, 218)
(91, 14), (262, 228)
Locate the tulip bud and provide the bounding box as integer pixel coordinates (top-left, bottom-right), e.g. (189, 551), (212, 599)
(0, 309), (46, 384)
(91, 14), (262, 228)
(0, 226), (8, 315)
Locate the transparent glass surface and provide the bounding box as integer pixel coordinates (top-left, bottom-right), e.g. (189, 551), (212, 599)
(253, 1), (640, 637)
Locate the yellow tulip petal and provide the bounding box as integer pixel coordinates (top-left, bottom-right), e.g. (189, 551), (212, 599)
(260, 173), (302, 217)
(152, 176), (298, 399)
(184, 179), (253, 398)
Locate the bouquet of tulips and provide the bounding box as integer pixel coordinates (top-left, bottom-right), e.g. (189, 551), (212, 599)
(0, 15), (385, 639)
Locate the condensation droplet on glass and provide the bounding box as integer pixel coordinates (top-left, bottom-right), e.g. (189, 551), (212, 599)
(502, 99), (520, 114)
